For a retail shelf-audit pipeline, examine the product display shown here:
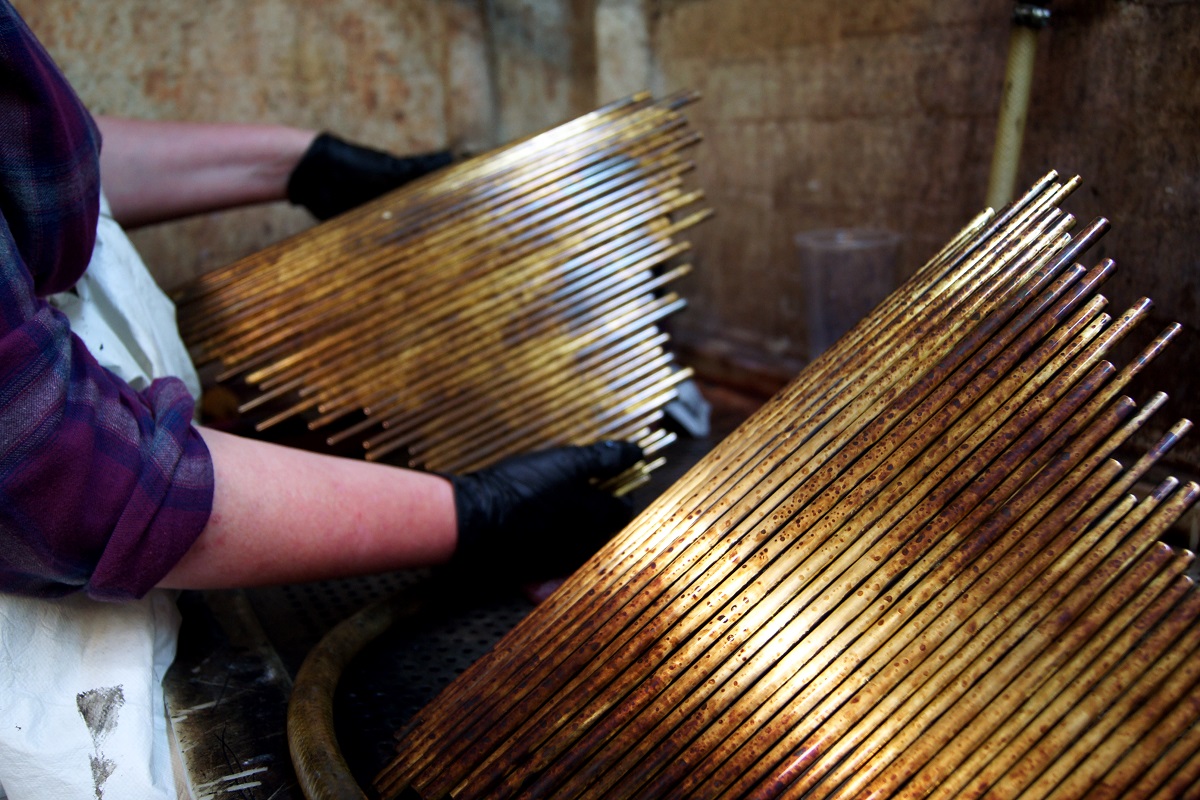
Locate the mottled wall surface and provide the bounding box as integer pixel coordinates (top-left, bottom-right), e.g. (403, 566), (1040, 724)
(18, 0), (494, 290)
(487, 0), (600, 142)
(596, 0), (654, 102)
(15, 0), (1200, 462)
(653, 0), (1200, 465)
(1020, 0), (1200, 465)
(655, 0), (1016, 366)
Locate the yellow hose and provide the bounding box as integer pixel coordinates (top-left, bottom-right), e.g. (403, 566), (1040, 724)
(986, 22), (1040, 210)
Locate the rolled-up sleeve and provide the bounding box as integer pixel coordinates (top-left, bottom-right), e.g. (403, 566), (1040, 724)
(0, 223), (214, 600)
(0, 0), (213, 600)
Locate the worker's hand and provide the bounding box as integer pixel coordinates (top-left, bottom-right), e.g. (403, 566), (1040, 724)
(286, 132), (453, 220)
(448, 441), (643, 579)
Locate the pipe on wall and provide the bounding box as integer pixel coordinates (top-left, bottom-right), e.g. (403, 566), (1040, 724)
(986, 2), (1051, 211)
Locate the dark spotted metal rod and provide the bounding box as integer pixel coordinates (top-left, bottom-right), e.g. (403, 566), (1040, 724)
(380, 177), (1071, 794)
(381, 178), (1070, 796)
(376, 173), (1199, 800)
(176, 94), (711, 491)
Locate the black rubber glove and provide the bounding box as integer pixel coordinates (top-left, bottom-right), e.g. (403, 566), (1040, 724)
(448, 441), (643, 579)
(286, 132), (454, 220)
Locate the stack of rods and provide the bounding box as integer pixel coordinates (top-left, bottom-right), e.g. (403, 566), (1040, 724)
(376, 172), (1200, 800)
(175, 92), (710, 484)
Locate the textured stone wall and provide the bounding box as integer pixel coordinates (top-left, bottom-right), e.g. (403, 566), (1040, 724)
(652, 0), (1200, 465)
(18, 0), (495, 290)
(17, 0), (1200, 463)
(1020, 0), (1200, 466)
(657, 1), (1017, 367)
(20, 0), (604, 291)
(487, 0), (599, 142)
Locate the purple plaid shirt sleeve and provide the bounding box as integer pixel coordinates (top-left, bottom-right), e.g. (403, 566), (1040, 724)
(0, 1), (214, 601)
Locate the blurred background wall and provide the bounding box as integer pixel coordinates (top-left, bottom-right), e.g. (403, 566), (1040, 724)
(20, 0), (1200, 466)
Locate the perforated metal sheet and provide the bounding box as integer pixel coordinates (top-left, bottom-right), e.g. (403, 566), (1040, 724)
(169, 382), (765, 797)
(333, 588), (538, 787)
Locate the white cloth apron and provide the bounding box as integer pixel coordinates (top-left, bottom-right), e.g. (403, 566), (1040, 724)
(0, 192), (198, 800)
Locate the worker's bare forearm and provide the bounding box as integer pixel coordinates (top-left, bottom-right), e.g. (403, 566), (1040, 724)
(95, 116), (317, 228)
(156, 427), (458, 590)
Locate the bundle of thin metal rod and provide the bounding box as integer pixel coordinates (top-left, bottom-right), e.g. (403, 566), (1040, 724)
(376, 171), (1200, 800)
(174, 92), (710, 483)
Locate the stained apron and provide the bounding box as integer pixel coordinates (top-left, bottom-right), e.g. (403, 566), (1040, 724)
(0, 192), (201, 800)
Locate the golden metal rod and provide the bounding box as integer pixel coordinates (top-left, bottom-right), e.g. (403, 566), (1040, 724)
(211, 167), (695, 376)
(381, 211), (1012, 743)
(323, 271), (690, 453)
(378, 342), (675, 457)
(584, 326), (1140, 800)
(977, 489), (1200, 799)
(522, 268), (1125, 799)
(283, 208), (707, 404)
(190, 140), (696, 362)
(633, 328), (1142, 800)
(908, 422), (1189, 800)
(669, 363), (1131, 799)
(321, 321), (670, 449)
(425, 370), (691, 473)
(288, 225), (696, 424)
(929, 571), (1197, 800)
(376, 176), (1080, 786)
(375, 351), (677, 465)
(251, 216), (690, 394)
(339, 328), (671, 451)
(236, 223), (667, 398)
(532, 298), (1161, 800)
(713, 456), (1135, 799)
(228, 181), (700, 398)
(393, 195), (1080, 796)
(863, 544), (1193, 800)
(177, 93), (673, 301)
(241, 205), (696, 431)
(384, 230), (1200, 800)
(190, 126), (700, 352)
(735, 341), (1182, 798)
(1034, 599), (1200, 800)
(437, 253), (1115, 798)
(610, 464), (660, 498)
(1128, 697), (1200, 800)
(773, 480), (1184, 800)
(1037, 587), (1200, 800)
(299, 244), (695, 424)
